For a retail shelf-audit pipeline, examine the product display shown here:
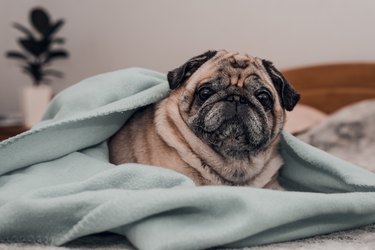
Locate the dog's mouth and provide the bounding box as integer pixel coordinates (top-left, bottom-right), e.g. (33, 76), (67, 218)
(199, 104), (270, 158)
(213, 119), (248, 144)
(207, 118), (251, 157)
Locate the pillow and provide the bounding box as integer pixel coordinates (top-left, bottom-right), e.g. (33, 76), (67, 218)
(284, 104), (328, 134)
(297, 99), (375, 172)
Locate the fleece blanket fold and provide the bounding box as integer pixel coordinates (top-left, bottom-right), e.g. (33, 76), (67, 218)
(1, 68), (375, 250)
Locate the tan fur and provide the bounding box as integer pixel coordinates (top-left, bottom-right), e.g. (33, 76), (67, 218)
(109, 51), (287, 189)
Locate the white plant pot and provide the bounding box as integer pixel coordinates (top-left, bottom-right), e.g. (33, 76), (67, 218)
(22, 85), (52, 128)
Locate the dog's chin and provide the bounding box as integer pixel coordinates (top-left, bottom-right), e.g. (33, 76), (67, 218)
(211, 121), (250, 158)
(201, 118), (270, 159)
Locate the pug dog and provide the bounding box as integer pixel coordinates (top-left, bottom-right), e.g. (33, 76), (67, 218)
(108, 50), (300, 189)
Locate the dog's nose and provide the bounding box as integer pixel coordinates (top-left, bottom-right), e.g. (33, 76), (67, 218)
(226, 95), (247, 104)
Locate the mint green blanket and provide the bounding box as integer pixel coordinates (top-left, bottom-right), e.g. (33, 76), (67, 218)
(1, 68), (375, 250)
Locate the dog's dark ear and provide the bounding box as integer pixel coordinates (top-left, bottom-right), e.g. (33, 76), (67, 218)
(262, 59), (300, 111)
(167, 50), (217, 90)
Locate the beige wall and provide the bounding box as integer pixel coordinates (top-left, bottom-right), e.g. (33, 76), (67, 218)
(1, 0), (375, 115)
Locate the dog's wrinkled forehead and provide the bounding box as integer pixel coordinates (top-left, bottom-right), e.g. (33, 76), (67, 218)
(168, 50), (300, 111)
(185, 50), (272, 90)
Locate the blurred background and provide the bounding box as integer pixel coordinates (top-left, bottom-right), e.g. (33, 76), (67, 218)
(1, 0), (375, 131)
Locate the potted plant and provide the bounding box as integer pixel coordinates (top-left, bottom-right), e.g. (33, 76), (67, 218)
(5, 7), (69, 128)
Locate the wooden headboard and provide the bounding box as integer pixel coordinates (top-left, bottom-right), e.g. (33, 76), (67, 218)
(282, 63), (375, 113)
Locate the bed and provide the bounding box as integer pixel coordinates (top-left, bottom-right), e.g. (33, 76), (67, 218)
(250, 63), (375, 249)
(283, 63), (375, 113)
(2, 63), (375, 250)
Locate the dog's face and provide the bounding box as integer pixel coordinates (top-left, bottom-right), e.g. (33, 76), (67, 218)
(167, 50), (300, 160)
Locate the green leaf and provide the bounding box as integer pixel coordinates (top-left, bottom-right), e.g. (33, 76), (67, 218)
(45, 19), (64, 38)
(12, 23), (35, 39)
(30, 8), (51, 35)
(44, 50), (69, 64)
(18, 38), (51, 57)
(5, 51), (28, 61)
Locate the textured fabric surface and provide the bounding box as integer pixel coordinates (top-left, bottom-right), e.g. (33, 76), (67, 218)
(1, 68), (375, 250)
(2, 225), (375, 250)
(298, 99), (375, 172)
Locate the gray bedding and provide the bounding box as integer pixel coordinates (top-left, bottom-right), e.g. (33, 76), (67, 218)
(298, 100), (375, 172)
(2, 100), (375, 250)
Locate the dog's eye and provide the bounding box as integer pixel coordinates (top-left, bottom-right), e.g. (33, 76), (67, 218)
(255, 90), (273, 109)
(198, 87), (214, 101)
